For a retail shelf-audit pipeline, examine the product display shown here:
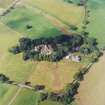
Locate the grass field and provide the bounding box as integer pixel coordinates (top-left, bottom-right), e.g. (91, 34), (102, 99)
(1, 6), (62, 39)
(0, 83), (18, 105)
(40, 100), (63, 105)
(23, 0), (84, 29)
(40, 100), (77, 105)
(11, 89), (40, 105)
(86, 0), (105, 48)
(0, 22), (38, 82)
(28, 60), (84, 91)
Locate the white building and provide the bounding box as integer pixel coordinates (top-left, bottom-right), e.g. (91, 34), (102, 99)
(65, 53), (81, 62)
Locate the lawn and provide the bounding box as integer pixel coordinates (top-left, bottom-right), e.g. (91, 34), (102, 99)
(23, 0), (84, 30)
(28, 60), (84, 91)
(86, 0), (105, 48)
(1, 6), (61, 39)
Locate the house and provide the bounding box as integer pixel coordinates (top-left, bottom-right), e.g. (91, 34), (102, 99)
(34, 44), (53, 55)
(65, 53), (72, 59)
(65, 53), (81, 62)
(71, 55), (81, 62)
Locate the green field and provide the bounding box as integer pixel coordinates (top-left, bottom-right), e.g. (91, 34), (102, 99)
(1, 6), (61, 39)
(0, 22), (38, 82)
(86, 0), (105, 48)
(11, 89), (40, 105)
(40, 100), (63, 105)
(0, 83), (18, 105)
(23, 0), (84, 29)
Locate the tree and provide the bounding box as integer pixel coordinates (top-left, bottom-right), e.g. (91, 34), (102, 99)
(0, 74), (9, 83)
(19, 37), (31, 51)
(73, 71), (84, 81)
(64, 82), (80, 104)
(80, 45), (90, 55)
(26, 24), (32, 29)
(40, 92), (48, 101)
(70, 25), (78, 30)
(9, 45), (21, 54)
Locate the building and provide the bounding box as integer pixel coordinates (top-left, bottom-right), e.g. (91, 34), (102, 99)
(34, 44), (53, 55)
(65, 53), (81, 62)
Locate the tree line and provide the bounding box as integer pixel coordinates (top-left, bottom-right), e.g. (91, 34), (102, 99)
(9, 34), (83, 62)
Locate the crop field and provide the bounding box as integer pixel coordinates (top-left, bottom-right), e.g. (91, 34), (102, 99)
(22, 0), (84, 30)
(86, 0), (105, 48)
(28, 60), (84, 91)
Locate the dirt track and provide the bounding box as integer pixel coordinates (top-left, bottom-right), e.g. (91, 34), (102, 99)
(77, 53), (105, 105)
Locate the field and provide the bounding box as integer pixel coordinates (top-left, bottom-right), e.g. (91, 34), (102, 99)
(76, 0), (105, 105)
(0, 83), (18, 105)
(86, 0), (105, 48)
(0, 0), (86, 105)
(11, 89), (40, 105)
(28, 60), (84, 91)
(1, 6), (61, 39)
(0, 0), (14, 8)
(77, 53), (105, 105)
(22, 0), (84, 30)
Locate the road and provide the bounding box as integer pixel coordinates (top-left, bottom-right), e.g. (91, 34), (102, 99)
(77, 53), (105, 105)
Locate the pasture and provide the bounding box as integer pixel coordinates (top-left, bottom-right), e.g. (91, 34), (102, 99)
(86, 0), (105, 48)
(0, 6), (61, 39)
(40, 100), (63, 105)
(22, 0), (84, 30)
(0, 22), (37, 82)
(11, 89), (40, 105)
(0, 83), (18, 105)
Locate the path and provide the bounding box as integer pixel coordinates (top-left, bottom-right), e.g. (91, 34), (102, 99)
(77, 53), (105, 105)
(7, 87), (22, 105)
